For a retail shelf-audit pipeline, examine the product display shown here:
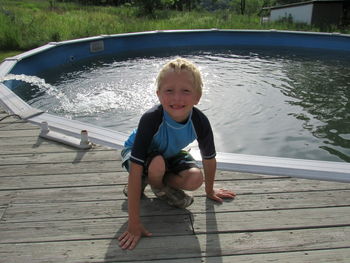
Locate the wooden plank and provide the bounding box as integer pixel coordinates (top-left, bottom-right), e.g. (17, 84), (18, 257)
(0, 172), (128, 190)
(0, 186), (123, 205)
(0, 140), (109, 154)
(192, 207), (350, 234)
(0, 160), (125, 176)
(0, 121), (38, 130)
(0, 214), (192, 244)
(189, 190), (350, 213)
(0, 192), (15, 206)
(0, 206), (6, 220)
(0, 171), (288, 191)
(0, 113), (22, 123)
(199, 227), (350, 258)
(0, 136), (53, 146)
(135, 248), (350, 263)
(3, 190), (350, 222)
(1, 198), (180, 222)
(0, 117), (26, 124)
(0, 129), (40, 137)
(0, 156), (285, 181)
(0, 149), (121, 165)
(1, 208), (348, 259)
(1, 178), (349, 205)
(0, 164), (348, 190)
(0, 227), (349, 262)
(199, 178), (350, 195)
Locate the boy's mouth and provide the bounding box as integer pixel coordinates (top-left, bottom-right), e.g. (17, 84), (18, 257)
(170, 104), (185, 110)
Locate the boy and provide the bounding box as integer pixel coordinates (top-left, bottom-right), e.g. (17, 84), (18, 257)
(118, 58), (235, 250)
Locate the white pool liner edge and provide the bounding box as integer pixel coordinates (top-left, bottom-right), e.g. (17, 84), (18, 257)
(27, 112), (350, 184)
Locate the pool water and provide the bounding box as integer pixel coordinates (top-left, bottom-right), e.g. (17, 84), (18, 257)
(12, 47), (350, 162)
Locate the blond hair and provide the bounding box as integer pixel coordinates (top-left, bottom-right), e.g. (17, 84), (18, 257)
(156, 58), (203, 97)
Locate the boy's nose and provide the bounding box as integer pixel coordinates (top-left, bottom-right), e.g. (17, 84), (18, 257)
(173, 91), (181, 101)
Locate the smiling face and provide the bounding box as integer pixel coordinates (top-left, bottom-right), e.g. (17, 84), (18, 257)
(157, 70), (201, 123)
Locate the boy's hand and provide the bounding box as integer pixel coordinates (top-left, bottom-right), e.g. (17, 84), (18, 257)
(206, 188), (236, 203)
(118, 223), (152, 250)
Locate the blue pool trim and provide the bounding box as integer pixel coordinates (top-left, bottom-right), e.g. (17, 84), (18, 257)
(4, 29), (350, 80)
(1, 29), (350, 183)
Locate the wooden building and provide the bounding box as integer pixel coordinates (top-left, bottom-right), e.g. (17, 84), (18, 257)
(267, 0), (348, 26)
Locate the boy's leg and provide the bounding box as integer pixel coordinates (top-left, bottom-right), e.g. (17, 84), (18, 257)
(147, 155), (166, 189)
(147, 155), (176, 202)
(148, 151), (200, 208)
(166, 167), (203, 191)
(165, 150), (203, 191)
(121, 147), (147, 197)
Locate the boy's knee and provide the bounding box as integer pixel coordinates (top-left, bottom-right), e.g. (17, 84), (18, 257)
(185, 168), (203, 191)
(148, 155), (166, 185)
(148, 155), (166, 173)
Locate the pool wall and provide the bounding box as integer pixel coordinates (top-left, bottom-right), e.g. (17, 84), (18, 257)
(1, 29), (350, 182)
(5, 29), (350, 79)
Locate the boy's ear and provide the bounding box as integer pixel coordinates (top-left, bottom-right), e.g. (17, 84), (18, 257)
(194, 93), (201, 105)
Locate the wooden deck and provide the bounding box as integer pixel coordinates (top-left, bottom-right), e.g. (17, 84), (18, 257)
(1, 108), (350, 263)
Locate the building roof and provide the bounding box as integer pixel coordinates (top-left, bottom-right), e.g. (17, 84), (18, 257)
(264, 0), (344, 11)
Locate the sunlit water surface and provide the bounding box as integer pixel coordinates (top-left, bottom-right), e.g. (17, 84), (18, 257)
(10, 47), (350, 162)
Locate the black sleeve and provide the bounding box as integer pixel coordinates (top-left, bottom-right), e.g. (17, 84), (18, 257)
(192, 107), (216, 159)
(130, 105), (163, 165)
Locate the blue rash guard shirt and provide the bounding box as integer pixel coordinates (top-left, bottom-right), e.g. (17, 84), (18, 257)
(124, 104), (216, 166)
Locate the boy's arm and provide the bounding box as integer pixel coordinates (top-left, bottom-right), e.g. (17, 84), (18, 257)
(118, 162), (152, 250)
(202, 158), (236, 202)
(203, 158), (217, 196)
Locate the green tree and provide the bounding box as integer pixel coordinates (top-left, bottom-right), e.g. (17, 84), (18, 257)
(241, 0), (245, 14)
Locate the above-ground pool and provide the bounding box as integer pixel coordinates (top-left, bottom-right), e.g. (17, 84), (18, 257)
(9, 46), (350, 162)
(1, 29), (350, 182)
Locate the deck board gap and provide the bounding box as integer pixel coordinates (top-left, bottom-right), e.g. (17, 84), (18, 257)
(0, 184), (121, 192)
(0, 159), (121, 166)
(237, 188), (350, 195)
(200, 224), (350, 235)
(0, 149), (117, 156)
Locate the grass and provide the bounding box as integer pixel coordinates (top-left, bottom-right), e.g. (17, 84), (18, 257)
(0, 0), (349, 60)
(0, 51), (22, 62)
